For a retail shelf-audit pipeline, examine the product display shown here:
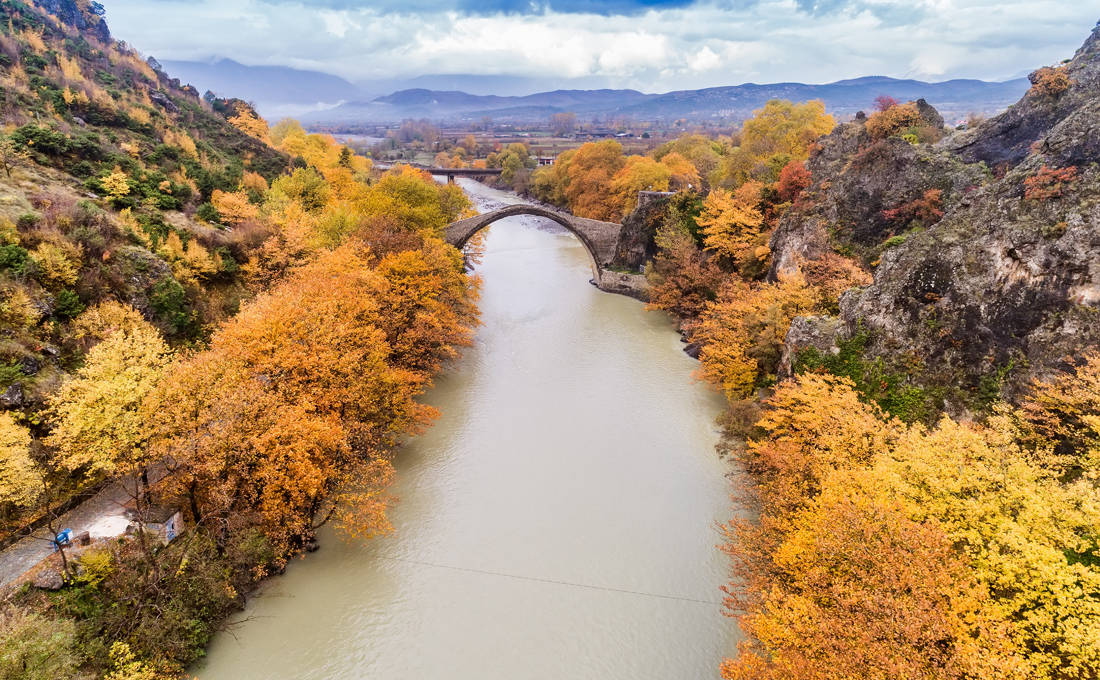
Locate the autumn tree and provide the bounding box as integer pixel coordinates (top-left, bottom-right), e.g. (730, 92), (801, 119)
(530, 148), (575, 207)
(699, 181), (769, 274)
(100, 168), (131, 202)
(487, 143), (533, 187)
(610, 156), (671, 217)
(562, 140), (627, 220)
(865, 101), (924, 140)
(693, 273), (817, 400)
(743, 372), (900, 513)
(776, 160), (810, 203)
(147, 240), (477, 559)
(211, 189), (259, 225)
(0, 412), (37, 507)
(652, 135), (725, 188)
(70, 301), (150, 350)
(646, 213), (722, 324)
(878, 418), (1100, 677)
(719, 100), (834, 186)
(371, 239), (479, 378)
(721, 481), (1019, 680)
(45, 320), (171, 475)
(1008, 353), (1100, 477)
(874, 94), (900, 112)
(724, 366), (1100, 680)
(660, 151), (701, 191)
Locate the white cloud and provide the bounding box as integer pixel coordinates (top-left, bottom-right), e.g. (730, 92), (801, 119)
(688, 46), (721, 72)
(103, 0), (1100, 90)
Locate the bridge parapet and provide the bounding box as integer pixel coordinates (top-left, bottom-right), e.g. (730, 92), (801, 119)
(445, 204), (621, 270)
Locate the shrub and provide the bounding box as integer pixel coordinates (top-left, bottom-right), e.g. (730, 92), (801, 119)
(865, 102), (923, 140)
(793, 329), (940, 423)
(195, 202), (220, 223)
(0, 607), (80, 680)
(1024, 165), (1078, 201)
(881, 188), (944, 228)
(54, 289), (85, 320)
(149, 278), (194, 335)
(1029, 66), (1071, 98)
(9, 124), (71, 158)
(0, 244), (29, 274)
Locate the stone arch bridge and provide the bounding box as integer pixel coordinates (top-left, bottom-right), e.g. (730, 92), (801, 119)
(445, 204), (622, 270)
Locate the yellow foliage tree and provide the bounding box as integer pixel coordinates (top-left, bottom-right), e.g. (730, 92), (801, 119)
(45, 323), (171, 475)
(0, 286), (41, 333)
(878, 419), (1100, 677)
(210, 189), (259, 225)
(746, 372), (901, 514)
(660, 151), (702, 191)
(0, 412), (37, 507)
(609, 155), (671, 217)
(699, 181), (769, 271)
(30, 241), (81, 289)
(71, 301), (149, 349)
(228, 109), (269, 141)
(719, 99), (834, 185)
(694, 273), (818, 399)
(100, 169), (131, 200)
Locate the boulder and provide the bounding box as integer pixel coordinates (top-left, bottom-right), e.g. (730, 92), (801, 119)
(0, 383), (24, 408)
(149, 90), (179, 114)
(31, 568), (64, 591)
(19, 355), (40, 376)
(778, 315), (843, 378)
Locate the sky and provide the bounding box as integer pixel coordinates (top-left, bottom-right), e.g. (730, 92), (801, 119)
(103, 0), (1100, 92)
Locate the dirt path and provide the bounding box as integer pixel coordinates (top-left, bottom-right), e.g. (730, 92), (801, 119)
(0, 469), (162, 587)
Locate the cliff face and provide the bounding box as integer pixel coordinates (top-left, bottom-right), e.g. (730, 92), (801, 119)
(774, 21), (1100, 412)
(949, 23), (1100, 170)
(769, 107), (986, 277)
(32, 0), (110, 42)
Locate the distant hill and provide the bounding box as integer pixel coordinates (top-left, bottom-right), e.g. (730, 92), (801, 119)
(317, 88), (652, 124)
(161, 58), (360, 118)
(306, 76), (1029, 126)
(159, 59), (1030, 127)
(619, 76), (1030, 123)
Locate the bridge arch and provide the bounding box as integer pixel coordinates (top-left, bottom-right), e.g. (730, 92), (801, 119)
(444, 204), (622, 273)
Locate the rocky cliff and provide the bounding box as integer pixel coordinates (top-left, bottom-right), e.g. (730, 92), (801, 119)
(774, 21), (1100, 413)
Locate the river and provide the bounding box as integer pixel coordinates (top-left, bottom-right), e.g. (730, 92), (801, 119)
(194, 179), (738, 679)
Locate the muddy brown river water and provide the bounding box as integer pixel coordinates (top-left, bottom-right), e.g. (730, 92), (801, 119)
(194, 179), (738, 679)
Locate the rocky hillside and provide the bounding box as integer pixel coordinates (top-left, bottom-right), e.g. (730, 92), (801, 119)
(775, 21), (1100, 414)
(0, 0), (287, 411)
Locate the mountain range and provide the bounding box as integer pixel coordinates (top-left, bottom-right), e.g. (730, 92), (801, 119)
(163, 58), (1029, 127)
